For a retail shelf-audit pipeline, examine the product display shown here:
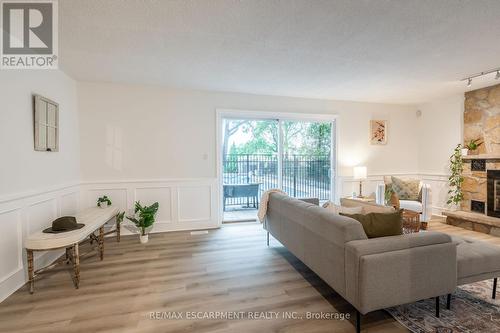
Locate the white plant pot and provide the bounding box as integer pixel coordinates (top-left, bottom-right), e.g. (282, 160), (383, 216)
(461, 148), (469, 156)
(139, 234), (149, 244)
(99, 202), (108, 209)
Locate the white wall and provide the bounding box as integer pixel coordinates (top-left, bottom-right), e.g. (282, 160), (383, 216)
(417, 94), (464, 213)
(0, 70), (80, 302)
(78, 82), (420, 180)
(77, 81), (420, 223)
(0, 71), (80, 198)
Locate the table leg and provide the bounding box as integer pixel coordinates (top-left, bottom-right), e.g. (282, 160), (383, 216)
(116, 218), (121, 243)
(72, 244), (80, 289)
(65, 247), (70, 264)
(99, 226), (104, 261)
(27, 249), (34, 294)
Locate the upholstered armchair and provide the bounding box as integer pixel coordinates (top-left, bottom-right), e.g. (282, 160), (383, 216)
(376, 181), (432, 222)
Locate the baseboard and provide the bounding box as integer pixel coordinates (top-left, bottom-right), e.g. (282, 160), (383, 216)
(0, 249), (64, 303)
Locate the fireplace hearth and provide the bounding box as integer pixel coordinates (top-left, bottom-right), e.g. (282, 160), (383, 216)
(487, 170), (500, 218)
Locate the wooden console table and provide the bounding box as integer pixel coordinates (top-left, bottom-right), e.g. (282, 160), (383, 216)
(24, 207), (120, 293)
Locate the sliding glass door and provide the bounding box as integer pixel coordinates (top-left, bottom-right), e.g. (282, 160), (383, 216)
(281, 120), (332, 201)
(221, 115), (334, 222)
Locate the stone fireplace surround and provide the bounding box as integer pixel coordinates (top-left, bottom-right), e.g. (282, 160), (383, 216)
(444, 83), (500, 235)
(444, 156), (500, 236)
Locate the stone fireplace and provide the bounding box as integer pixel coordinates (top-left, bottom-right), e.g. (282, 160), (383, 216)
(444, 84), (500, 236)
(461, 158), (500, 215)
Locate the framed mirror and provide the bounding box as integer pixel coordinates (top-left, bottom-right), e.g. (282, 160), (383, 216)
(34, 95), (59, 152)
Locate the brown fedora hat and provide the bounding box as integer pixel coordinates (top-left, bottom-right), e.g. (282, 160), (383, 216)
(43, 216), (85, 234)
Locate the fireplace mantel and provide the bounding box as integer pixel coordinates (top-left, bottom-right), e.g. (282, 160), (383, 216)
(462, 154), (500, 161)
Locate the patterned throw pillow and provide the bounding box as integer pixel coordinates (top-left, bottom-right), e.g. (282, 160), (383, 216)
(391, 176), (420, 201)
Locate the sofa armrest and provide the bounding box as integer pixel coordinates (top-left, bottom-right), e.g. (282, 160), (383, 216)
(420, 183), (432, 222)
(375, 183), (386, 205)
(345, 232), (456, 314)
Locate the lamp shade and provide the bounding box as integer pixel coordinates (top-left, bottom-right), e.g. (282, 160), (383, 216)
(353, 166), (367, 180)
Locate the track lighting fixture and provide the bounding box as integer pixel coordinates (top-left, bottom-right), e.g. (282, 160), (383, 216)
(462, 67), (500, 87)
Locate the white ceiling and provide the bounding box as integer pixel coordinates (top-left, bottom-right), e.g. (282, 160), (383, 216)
(60, 0), (500, 104)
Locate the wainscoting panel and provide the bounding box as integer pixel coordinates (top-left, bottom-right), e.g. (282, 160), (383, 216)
(0, 183), (81, 303)
(81, 178), (220, 234)
(420, 174), (450, 215)
(135, 187), (172, 222)
(60, 191), (79, 216)
(178, 186), (211, 223)
(27, 198), (58, 235)
(87, 188), (128, 212)
(0, 209), (22, 284)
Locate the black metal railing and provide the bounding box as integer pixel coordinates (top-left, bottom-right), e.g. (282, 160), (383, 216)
(223, 154), (331, 208)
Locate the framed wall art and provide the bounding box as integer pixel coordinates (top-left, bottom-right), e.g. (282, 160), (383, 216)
(370, 120), (387, 145)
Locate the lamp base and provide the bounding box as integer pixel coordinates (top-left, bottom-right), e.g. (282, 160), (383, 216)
(357, 181), (363, 198)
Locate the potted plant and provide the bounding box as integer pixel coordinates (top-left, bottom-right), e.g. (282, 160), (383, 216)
(126, 201), (159, 244)
(464, 138), (483, 155)
(97, 195), (112, 208)
(447, 144), (464, 210)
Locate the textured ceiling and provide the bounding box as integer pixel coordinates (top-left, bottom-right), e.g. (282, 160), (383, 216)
(59, 0), (500, 104)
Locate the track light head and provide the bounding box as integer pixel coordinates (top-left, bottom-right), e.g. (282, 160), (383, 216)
(467, 78), (472, 87)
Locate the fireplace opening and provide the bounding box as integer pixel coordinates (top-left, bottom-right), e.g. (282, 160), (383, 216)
(471, 200), (485, 214)
(487, 170), (500, 218)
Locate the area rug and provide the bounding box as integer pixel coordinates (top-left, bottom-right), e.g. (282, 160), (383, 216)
(386, 280), (500, 333)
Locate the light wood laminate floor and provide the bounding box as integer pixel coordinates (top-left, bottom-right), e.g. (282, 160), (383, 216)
(0, 218), (498, 333)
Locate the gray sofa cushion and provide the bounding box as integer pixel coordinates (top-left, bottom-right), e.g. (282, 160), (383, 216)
(452, 236), (500, 284)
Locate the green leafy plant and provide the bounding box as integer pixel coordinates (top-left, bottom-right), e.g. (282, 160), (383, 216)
(384, 185), (394, 206)
(447, 144), (464, 206)
(97, 195), (112, 207)
(116, 211), (125, 223)
(465, 139), (483, 151)
(126, 201), (159, 236)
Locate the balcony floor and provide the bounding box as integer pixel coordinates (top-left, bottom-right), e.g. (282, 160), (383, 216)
(223, 206), (258, 222)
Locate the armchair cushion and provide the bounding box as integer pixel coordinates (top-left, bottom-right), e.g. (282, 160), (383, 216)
(399, 200), (423, 213)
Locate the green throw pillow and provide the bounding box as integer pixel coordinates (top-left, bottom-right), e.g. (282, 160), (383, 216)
(391, 176), (420, 201)
(341, 210), (403, 238)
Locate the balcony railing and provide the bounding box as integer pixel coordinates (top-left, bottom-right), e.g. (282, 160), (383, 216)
(223, 154), (331, 208)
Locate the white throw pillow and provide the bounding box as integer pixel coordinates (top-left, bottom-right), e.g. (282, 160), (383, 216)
(322, 201), (363, 215)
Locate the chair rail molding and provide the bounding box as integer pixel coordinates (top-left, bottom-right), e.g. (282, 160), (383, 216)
(80, 178), (220, 234)
(0, 182), (80, 303)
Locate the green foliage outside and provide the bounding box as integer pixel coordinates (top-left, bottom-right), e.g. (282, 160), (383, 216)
(225, 120), (332, 157)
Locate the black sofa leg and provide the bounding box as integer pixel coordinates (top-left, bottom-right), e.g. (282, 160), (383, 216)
(446, 294), (451, 310)
(267, 231), (269, 246)
(493, 278), (497, 299)
(356, 310), (361, 333)
(435, 296), (440, 317)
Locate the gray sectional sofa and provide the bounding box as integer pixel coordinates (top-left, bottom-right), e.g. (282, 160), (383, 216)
(264, 193), (500, 333)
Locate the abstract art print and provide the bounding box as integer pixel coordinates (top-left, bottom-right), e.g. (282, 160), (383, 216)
(370, 120), (387, 144)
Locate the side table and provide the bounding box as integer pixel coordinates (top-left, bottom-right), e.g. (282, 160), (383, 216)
(402, 209), (421, 234)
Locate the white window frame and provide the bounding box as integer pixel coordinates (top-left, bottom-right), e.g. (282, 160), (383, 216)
(34, 95), (59, 152)
(216, 109), (338, 222)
